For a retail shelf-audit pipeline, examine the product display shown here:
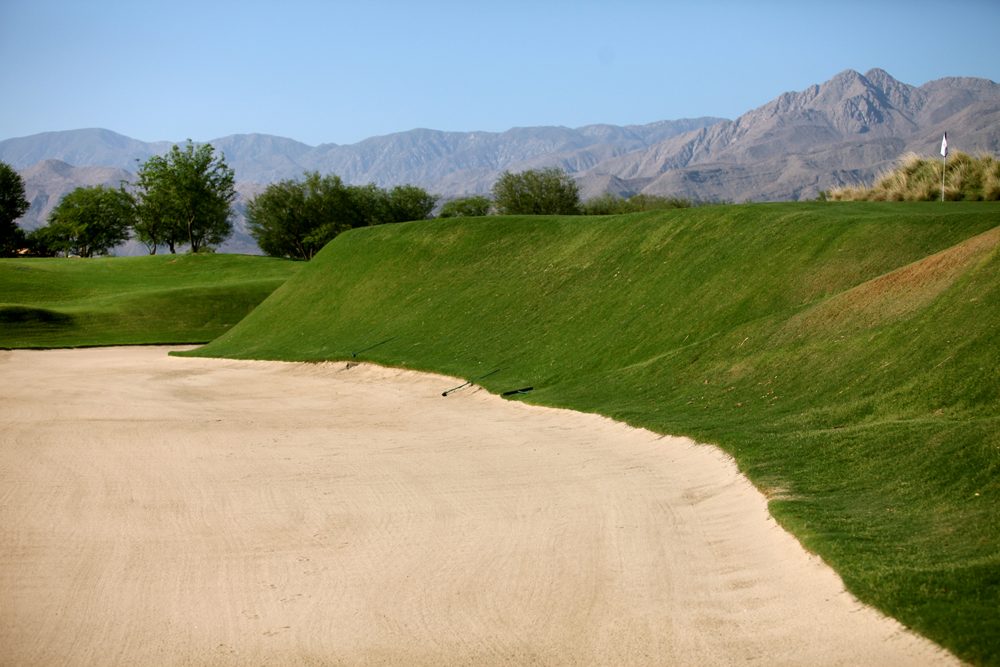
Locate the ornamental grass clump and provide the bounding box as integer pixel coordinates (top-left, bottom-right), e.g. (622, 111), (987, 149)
(830, 151), (1000, 201)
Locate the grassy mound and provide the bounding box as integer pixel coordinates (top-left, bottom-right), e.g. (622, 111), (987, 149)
(830, 151), (1000, 201)
(0, 253), (301, 348)
(185, 201), (1000, 665)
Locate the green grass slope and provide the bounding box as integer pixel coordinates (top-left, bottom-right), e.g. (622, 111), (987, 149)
(0, 253), (302, 348)
(184, 202), (1000, 665)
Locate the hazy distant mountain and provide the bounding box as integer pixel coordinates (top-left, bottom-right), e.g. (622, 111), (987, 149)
(1, 129), (175, 173)
(0, 118), (727, 186)
(6, 68), (999, 256)
(289, 119), (730, 188)
(18, 159), (135, 230)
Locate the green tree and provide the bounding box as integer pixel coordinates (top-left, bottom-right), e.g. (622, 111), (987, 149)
(1, 161), (31, 257)
(382, 184), (439, 223)
(247, 175), (440, 259)
(247, 172), (363, 260)
(132, 157), (180, 254)
(135, 142), (235, 253)
(490, 167), (581, 215)
(349, 182), (439, 226)
(22, 227), (58, 257)
(580, 191), (623, 215)
(39, 185), (134, 257)
(438, 195), (492, 218)
(348, 182), (388, 227)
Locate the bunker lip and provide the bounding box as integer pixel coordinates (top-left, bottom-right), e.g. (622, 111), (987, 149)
(0, 346), (965, 667)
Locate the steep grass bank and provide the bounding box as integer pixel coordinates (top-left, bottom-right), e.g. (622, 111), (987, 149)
(0, 253), (302, 348)
(184, 202), (1000, 665)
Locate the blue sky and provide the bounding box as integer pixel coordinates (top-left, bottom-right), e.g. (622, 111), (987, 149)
(2, 0), (999, 147)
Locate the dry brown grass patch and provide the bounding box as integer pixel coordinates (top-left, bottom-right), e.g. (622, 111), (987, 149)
(773, 226), (1000, 341)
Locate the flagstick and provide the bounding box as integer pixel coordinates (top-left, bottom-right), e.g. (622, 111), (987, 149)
(940, 132), (948, 202)
(942, 153), (946, 202)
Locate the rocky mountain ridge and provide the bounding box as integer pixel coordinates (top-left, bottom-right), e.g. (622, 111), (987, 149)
(571, 68), (1000, 200)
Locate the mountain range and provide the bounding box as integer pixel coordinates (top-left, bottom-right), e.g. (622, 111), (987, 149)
(4, 68), (998, 254)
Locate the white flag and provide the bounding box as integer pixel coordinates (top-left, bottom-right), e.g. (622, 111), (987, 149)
(940, 133), (948, 157)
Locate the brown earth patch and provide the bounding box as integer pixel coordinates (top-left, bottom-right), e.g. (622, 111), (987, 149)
(778, 225), (1000, 340)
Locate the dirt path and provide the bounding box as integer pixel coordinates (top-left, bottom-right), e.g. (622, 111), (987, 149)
(0, 347), (964, 666)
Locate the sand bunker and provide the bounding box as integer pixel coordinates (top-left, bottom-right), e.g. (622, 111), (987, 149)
(0, 346), (964, 666)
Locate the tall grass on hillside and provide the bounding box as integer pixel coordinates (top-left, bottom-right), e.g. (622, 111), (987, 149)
(182, 203), (1000, 665)
(830, 151), (1000, 201)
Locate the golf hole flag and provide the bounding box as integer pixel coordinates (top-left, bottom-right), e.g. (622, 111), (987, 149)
(941, 133), (948, 157)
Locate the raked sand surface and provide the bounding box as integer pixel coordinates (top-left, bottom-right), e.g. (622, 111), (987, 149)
(0, 346), (966, 666)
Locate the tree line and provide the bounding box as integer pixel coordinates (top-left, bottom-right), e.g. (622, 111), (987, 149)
(245, 174), (438, 260)
(0, 144), (443, 258)
(443, 168), (730, 217)
(247, 166), (732, 260)
(2, 152), (731, 260)
(1, 142), (237, 258)
(244, 168), (584, 259)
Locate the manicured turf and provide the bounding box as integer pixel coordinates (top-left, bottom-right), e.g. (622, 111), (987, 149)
(184, 201), (1000, 665)
(0, 253), (302, 348)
